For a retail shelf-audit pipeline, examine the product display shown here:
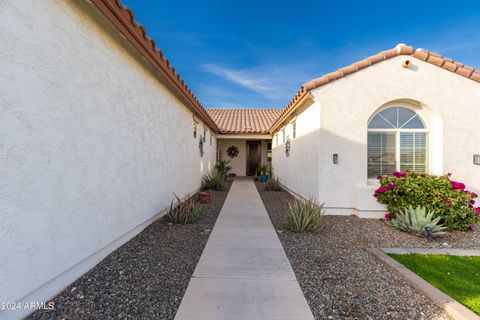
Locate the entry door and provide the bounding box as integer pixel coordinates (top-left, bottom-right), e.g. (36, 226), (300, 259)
(246, 141), (261, 176)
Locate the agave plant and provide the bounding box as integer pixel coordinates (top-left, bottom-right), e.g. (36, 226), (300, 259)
(265, 176), (282, 191)
(388, 206), (447, 237)
(201, 173), (224, 191)
(286, 197), (325, 233)
(165, 193), (201, 224)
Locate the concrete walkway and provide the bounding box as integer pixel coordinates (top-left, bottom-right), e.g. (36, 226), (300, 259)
(175, 180), (314, 320)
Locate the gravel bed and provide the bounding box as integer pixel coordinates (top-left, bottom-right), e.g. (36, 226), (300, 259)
(255, 181), (479, 320)
(28, 183), (230, 320)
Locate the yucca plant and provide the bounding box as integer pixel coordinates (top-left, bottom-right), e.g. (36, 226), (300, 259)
(388, 206), (447, 237)
(165, 193), (201, 224)
(215, 160), (232, 181)
(201, 173), (224, 191)
(265, 176), (282, 191)
(286, 197), (325, 233)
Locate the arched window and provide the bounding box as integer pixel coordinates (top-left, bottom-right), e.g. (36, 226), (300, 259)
(368, 106), (428, 179)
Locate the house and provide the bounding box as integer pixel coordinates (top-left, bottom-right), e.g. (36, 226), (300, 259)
(270, 44), (480, 217)
(207, 108), (281, 176)
(1, 0), (479, 319)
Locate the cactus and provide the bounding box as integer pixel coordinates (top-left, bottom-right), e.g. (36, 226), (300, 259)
(389, 206), (447, 237)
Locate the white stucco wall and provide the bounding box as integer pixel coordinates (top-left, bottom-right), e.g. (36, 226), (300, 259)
(274, 55), (480, 216)
(272, 100), (320, 199)
(0, 1), (216, 318)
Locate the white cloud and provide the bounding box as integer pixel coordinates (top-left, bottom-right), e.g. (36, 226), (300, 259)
(199, 63), (312, 105)
(201, 64), (273, 93)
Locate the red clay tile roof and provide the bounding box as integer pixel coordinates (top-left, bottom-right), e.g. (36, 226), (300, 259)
(271, 43), (480, 132)
(90, 0), (220, 132)
(206, 109), (283, 134)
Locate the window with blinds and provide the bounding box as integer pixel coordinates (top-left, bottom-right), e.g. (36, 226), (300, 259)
(367, 106), (428, 179)
(368, 132), (396, 178)
(400, 132), (428, 172)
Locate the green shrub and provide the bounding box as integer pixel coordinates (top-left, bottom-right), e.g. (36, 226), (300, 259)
(258, 164), (268, 175)
(286, 197), (325, 233)
(265, 176), (282, 191)
(389, 206), (447, 237)
(375, 171), (479, 231)
(215, 160), (232, 181)
(201, 173), (224, 191)
(165, 193), (201, 224)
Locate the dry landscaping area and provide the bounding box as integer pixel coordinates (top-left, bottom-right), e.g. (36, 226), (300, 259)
(28, 183), (230, 320)
(255, 181), (479, 320)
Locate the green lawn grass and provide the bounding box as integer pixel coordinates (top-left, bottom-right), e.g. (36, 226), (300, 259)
(389, 254), (480, 315)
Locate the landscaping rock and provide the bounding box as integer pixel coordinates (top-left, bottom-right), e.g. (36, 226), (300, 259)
(255, 181), (479, 320)
(28, 183), (231, 320)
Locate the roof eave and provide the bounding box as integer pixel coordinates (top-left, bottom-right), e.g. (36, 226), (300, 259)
(89, 0), (220, 133)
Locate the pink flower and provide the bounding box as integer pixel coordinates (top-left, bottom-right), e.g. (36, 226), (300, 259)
(385, 213), (392, 220)
(387, 183), (395, 190)
(475, 207), (480, 217)
(467, 224), (474, 232)
(443, 201), (452, 207)
(376, 175), (382, 180)
(376, 187), (388, 194)
(393, 171), (405, 178)
(450, 180), (465, 191)
(470, 200), (476, 205)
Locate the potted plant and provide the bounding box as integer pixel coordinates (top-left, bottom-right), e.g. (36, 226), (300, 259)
(259, 163), (269, 182)
(215, 160), (232, 181)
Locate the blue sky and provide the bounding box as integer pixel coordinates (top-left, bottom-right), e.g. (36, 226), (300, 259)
(123, 0), (480, 108)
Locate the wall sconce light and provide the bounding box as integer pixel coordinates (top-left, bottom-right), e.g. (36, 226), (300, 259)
(285, 136), (291, 157)
(333, 153), (339, 164)
(199, 136), (204, 157)
(474, 154), (480, 165)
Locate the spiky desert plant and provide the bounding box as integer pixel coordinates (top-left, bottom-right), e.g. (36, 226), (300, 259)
(166, 193), (201, 224)
(215, 160), (232, 181)
(388, 206), (447, 237)
(201, 173), (224, 191)
(286, 197), (325, 233)
(265, 176), (282, 191)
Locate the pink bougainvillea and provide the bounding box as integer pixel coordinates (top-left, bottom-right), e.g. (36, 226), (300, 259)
(450, 180), (466, 191)
(392, 171), (405, 178)
(374, 171), (479, 231)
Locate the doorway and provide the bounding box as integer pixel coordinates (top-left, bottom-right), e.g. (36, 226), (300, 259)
(246, 141), (260, 176)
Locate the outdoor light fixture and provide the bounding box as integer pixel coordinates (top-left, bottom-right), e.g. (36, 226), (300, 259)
(425, 226), (433, 240)
(402, 60), (411, 68)
(285, 137), (291, 157)
(198, 136), (204, 157)
(333, 153), (338, 164)
(473, 154), (480, 165)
